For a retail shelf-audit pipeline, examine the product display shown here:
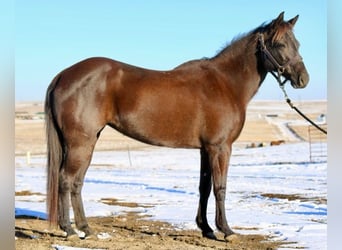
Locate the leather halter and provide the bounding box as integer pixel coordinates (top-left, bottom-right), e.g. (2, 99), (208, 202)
(258, 34), (327, 135)
(258, 33), (302, 86)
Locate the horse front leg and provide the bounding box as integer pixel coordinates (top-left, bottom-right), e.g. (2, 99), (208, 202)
(207, 144), (234, 238)
(196, 147), (216, 239)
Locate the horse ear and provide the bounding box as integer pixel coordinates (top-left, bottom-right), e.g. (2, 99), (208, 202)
(288, 15), (299, 27)
(273, 11), (285, 26)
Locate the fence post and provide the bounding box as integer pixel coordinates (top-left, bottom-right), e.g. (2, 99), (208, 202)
(26, 151), (31, 166)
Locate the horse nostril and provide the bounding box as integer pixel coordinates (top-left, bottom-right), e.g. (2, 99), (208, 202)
(299, 73), (309, 87)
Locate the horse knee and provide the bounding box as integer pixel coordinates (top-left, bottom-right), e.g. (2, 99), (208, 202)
(59, 172), (71, 193)
(71, 181), (84, 194)
(214, 187), (226, 201)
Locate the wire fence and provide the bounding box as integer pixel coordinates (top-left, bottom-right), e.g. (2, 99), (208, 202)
(308, 124), (327, 162)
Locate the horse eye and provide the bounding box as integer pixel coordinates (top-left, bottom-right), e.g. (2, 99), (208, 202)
(274, 43), (286, 49)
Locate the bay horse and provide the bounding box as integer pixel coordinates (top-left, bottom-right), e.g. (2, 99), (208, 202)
(45, 12), (309, 240)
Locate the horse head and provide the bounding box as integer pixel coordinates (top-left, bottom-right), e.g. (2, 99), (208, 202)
(259, 12), (309, 89)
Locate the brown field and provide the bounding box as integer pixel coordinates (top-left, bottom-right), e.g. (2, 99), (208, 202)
(15, 100), (326, 249)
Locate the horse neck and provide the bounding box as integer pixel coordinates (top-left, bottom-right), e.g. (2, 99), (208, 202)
(211, 33), (267, 106)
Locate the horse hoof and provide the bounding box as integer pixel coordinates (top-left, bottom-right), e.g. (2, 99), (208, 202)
(202, 231), (217, 240)
(85, 234), (97, 240)
(67, 233), (80, 241)
(224, 233), (239, 243)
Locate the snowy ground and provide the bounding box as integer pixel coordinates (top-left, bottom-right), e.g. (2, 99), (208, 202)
(15, 142), (327, 249)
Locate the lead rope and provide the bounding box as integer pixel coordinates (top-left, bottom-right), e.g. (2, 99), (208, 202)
(259, 33), (327, 135)
(271, 72), (327, 135)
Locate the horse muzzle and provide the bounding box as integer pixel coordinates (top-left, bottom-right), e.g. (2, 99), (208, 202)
(289, 62), (309, 89)
(291, 71), (309, 89)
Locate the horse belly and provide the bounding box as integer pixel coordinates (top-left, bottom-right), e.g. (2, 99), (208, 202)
(113, 94), (203, 148)
(154, 118), (201, 148)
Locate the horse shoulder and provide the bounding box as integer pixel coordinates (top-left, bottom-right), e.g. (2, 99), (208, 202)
(182, 63), (246, 146)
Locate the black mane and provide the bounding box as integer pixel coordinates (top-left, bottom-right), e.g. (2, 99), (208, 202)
(211, 21), (271, 59)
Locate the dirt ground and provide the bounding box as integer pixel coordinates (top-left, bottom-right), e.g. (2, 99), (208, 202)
(15, 212), (289, 250)
(15, 191), (299, 250)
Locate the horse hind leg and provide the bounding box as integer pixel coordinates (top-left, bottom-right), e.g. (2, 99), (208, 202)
(70, 159), (95, 238)
(59, 134), (98, 239)
(58, 168), (77, 238)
